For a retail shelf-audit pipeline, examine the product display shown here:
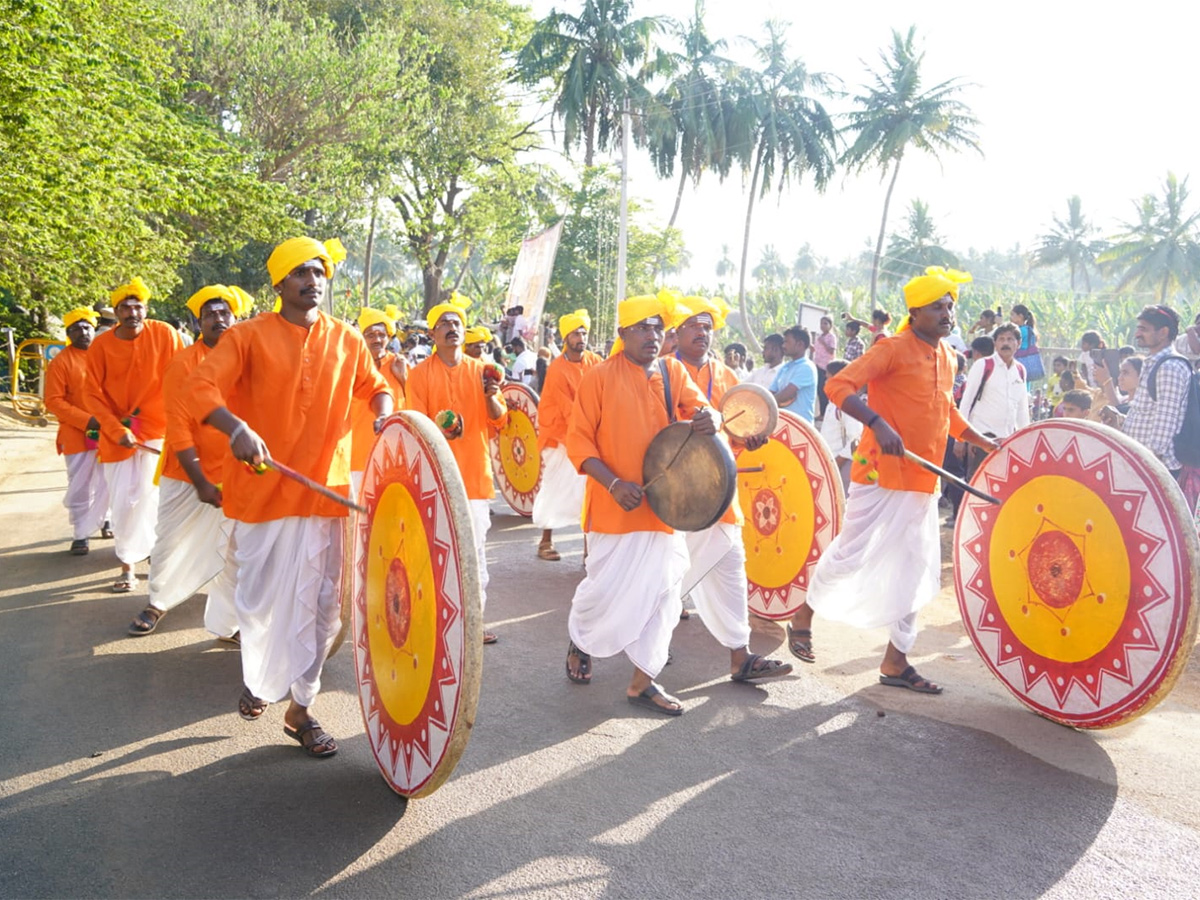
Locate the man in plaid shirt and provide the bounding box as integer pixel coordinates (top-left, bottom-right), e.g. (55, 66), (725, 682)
(844, 320), (866, 361)
(1101, 306), (1190, 476)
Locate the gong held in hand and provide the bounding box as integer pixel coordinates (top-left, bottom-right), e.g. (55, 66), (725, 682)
(641, 421), (738, 531)
(718, 383), (778, 442)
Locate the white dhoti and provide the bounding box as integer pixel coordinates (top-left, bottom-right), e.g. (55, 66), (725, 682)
(682, 523), (752, 650)
(568, 531), (689, 678)
(146, 477), (233, 620)
(63, 450), (110, 540)
(101, 442), (162, 565)
(232, 516), (344, 706)
(807, 482), (940, 654)
(469, 499), (491, 613)
(203, 528), (239, 639)
(531, 445), (585, 531)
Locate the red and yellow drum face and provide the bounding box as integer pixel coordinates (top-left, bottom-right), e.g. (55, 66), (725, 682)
(956, 420), (1199, 729)
(489, 382), (542, 516)
(736, 410), (844, 620)
(353, 413), (483, 797)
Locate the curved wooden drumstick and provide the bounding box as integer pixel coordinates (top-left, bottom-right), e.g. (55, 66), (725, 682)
(132, 441), (161, 455)
(245, 458), (367, 513)
(903, 449), (1001, 505)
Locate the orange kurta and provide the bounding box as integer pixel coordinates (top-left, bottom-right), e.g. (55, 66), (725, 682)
(536, 350), (603, 451)
(405, 353), (508, 500)
(84, 320), (185, 462)
(680, 356), (744, 527)
(186, 312), (390, 522)
(566, 354), (708, 534)
(44, 345), (93, 456)
(825, 330), (969, 494)
(162, 341), (232, 485)
(351, 351), (406, 472)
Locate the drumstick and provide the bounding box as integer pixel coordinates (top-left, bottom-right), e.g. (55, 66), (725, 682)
(902, 449), (1001, 505)
(245, 458), (368, 513)
(737, 465), (765, 474)
(642, 427), (696, 490)
(132, 441), (161, 455)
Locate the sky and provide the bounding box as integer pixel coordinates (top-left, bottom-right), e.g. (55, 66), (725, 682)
(522, 0), (1199, 292)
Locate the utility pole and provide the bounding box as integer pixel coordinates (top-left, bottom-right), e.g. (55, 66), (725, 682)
(615, 96), (631, 333)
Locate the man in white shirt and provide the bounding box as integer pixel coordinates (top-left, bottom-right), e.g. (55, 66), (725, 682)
(509, 336), (539, 388)
(745, 333), (784, 389)
(955, 323), (1030, 480)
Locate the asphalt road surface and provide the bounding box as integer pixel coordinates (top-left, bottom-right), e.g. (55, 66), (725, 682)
(2, 408), (1198, 899)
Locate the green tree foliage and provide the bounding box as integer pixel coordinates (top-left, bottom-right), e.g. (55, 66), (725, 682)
(0, 0), (288, 322)
(840, 26), (981, 305)
(1100, 172), (1200, 302)
(1029, 196), (1106, 292)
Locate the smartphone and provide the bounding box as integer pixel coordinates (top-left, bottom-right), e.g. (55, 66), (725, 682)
(1091, 348), (1122, 375)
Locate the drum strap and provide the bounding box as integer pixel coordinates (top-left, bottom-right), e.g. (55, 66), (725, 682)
(659, 359), (676, 423)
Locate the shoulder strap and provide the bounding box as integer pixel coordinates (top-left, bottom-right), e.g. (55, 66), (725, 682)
(1147, 354), (1192, 401)
(968, 358), (996, 417)
(659, 358), (675, 423)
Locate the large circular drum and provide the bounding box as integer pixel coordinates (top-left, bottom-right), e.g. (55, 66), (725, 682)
(735, 410), (844, 620)
(352, 412), (484, 796)
(489, 382), (542, 516)
(955, 419), (1199, 729)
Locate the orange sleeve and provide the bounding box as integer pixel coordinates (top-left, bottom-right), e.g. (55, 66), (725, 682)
(565, 367), (604, 475)
(186, 329), (246, 427)
(536, 360), (572, 450)
(825, 339), (895, 409)
(45, 353), (91, 431)
(83, 337), (130, 448)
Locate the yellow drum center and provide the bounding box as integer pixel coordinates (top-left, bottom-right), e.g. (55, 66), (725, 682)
(989, 475), (1130, 663)
(367, 482), (437, 725)
(501, 409), (539, 493)
(739, 441), (815, 589)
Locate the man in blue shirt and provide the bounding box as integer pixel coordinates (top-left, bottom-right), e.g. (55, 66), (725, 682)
(771, 326), (818, 423)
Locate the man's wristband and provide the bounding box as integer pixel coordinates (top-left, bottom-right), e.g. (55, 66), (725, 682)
(607, 476), (621, 494)
(866, 413), (881, 428)
(229, 421), (248, 446)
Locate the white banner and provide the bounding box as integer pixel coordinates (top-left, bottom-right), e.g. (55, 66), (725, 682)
(504, 219), (564, 348)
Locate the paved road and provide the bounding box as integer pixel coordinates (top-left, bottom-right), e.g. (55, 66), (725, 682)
(2, 408), (1198, 899)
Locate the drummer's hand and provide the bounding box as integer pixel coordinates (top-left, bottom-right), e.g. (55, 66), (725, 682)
(691, 407), (716, 436)
(390, 355), (408, 384)
(610, 479), (643, 511)
(871, 417), (904, 457)
(973, 436), (1001, 454)
(743, 433), (769, 452)
(194, 479), (223, 509)
(483, 379), (500, 397)
(118, 429), (135, 449)
(373, 415), (388, 434)
(86, 416), (100, 433)
(231, 423), (268, 466)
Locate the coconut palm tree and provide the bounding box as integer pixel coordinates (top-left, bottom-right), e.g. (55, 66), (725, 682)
(753, 244), (788, 285)
(643, 1), (738, 228)
(1029, 195), (1106, 292)
(1100, 172), (1200, 302)
(840, 26), (981, 305)
(730, 20), (836, 349)
(881, 199), (958, 284)
(515, 0), (666, 167)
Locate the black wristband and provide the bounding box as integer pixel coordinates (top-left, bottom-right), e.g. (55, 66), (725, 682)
(866, 413), (881, 428)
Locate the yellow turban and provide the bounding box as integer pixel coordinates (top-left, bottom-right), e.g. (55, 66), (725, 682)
(357, 307), (395, 337)
(186, 285), (239, 320)
(669, 300), (696, 330)
(384, 304), (401, 322)
(62, 308), (99, 330)
(266, 237), (346, 286)
(902, 266), (973, 309)
(228, 286), (255, 318)
(558, 308), (591, 339)
(425, 292), (472, 330)
(465, 325), (494, 345)
(610, 293), (673, 357)
(110, 277), (151, 307)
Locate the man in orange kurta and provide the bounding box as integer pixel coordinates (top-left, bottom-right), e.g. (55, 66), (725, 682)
(187, 238), (392, 757)
(44, 307), (110, 555)
(127, 286), (246, 640)
(405, 298), (507, 643)
(530, 309), (602, 561)
(671, 298), (791, 683)
(563, 295), (719, 717)
(794, 268), (999, 694)
(84, 278), (185, 591)
(350, 307), (407, 497)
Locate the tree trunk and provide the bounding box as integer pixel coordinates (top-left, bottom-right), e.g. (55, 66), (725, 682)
(737, 147), (764, 354)
(1160, 271), (1170, 302)
(584, 101), (596, 167)
(1082, 263), (1091, 294)
(870, 157), (903, 307)
(667, 164), (688, 229)
(422, 263), (442, 313)
(362, 201), (377, 308)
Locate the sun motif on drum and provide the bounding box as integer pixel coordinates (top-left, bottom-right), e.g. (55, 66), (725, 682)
(354, 414), (482, 796)
(955, 421), (1199, 729)
(736, 411), (843, 621)
(489, 382), (542, 516)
